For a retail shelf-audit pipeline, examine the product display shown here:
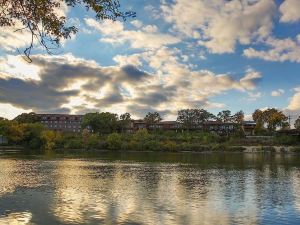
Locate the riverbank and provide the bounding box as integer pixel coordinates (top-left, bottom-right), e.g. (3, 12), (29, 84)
(2, 145), (299, 155)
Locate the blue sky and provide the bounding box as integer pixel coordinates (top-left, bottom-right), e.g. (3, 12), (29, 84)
(0, 0), (299, 122)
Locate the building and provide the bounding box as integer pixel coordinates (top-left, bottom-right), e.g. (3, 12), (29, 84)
(129, 120), (238, 135)
(0, 135), (8, 145)
(37, 114), (83, 133)
(242, 121), (256, 136)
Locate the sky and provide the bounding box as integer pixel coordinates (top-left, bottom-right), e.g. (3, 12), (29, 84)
(0, 0), (299, 123)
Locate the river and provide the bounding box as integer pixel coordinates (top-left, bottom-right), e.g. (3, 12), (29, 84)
(1, 151), (300, 225)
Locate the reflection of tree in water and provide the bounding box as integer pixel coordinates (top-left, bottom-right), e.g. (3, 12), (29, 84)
(1, 155), (300, 225)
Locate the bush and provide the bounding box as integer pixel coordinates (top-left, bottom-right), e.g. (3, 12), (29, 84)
(63, 138), (83, 149)
(161, 140), (178, 151)
(107, 133), (122, 150)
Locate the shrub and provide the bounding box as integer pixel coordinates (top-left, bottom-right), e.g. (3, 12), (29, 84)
(107, 133), (122, 150)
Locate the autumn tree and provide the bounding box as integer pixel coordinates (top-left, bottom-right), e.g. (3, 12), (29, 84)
(252, 108), (288, 132)
(0, 0), (135, 61)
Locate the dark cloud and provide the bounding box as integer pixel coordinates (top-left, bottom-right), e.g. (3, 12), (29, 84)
(126, 104), (172, 119)
(0, 77), (78, 110)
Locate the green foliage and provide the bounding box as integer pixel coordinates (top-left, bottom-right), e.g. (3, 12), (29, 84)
(1, 0), (135, 61)
(107, 133), (122, 150)
(14, 112), (39, 124)
(63, 138), (83, 149)
(119, 113), (132, 132)
(82, 112), (118, 134)
(177, 109), (215, 130)
(41, 130), (62, 150)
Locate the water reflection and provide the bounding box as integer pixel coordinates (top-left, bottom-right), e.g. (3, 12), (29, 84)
(0, 153), (300, 224)
(0, 211), (32, 225)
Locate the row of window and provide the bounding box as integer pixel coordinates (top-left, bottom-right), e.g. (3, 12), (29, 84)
(46, 124), (81, 129)
(41, 121), (81, 124)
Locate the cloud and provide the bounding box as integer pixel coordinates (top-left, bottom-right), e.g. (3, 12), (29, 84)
(243, 36), (300, 63)
(287, 92), (300, 111)
(0, 52), (263, 119)
(271, 89), (285, 97)
(279, 0), (300, 23)
(161, 0), (276, 53)
(85, 18), (180, 49)
(0, 1), (69, 53)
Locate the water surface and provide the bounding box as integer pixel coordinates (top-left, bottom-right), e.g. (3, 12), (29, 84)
(1, 152), (300, 225)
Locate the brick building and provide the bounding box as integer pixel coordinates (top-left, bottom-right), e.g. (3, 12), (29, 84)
(37, 114), (83, 133)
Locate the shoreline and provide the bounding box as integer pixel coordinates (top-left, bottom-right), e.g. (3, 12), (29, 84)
(1, 145), (300, 154)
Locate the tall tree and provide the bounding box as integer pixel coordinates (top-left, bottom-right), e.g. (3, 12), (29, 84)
(1, 0), (135, 61)
(232, 110), (244, 124)
(252, 108), (288, 132)
(144, 112), (162, 130)
(119, 112), (132, 132)
(176, 109), (215, 130)
(295, 116), (300, 130)
(217, 110), (232, 123)
(82, 112), (118, 134)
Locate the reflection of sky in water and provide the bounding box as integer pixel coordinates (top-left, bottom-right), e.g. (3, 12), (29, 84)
(0, 153), (300, 225)
(0, 211), (32, 225)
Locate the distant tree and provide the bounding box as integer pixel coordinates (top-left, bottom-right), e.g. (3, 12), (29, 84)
(295, 116), (300, 130)
(82, 112), (118, 134)
(232, 110), (245, 124)
(252, 108), (287, 132)
(177, 109), (215, 131)
(144, 112), (162, 130)
(22, 123), (45, 148)
(1, 0), (135, 61)
(119, 112), (132, 132)
(264, 108), (288, 131)
(252, 109), (265, 131)
(217, 110), (232, 123)
(14, 112), (39, 124)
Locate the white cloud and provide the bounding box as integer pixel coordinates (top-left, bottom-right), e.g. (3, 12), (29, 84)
(85, 18), (180, 49)
(279, 0), (300, 23)
(0, 53), (263, 119)
(161, 0), (276, 53)
(287, 92), (300, 111)
(244, 36), (300, 63)
(271, 89), (285, 97)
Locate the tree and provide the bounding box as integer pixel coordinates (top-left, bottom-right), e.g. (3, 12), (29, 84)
(1, 0), (135, 62)
(252, 109), (264, 131)
(217, 110), (232, 123)
(295, 116), (300, 130)
(82, 112), (118, 134)
(119, 112), (132, 133)
(176, 109), (215, 131)
(14, 112), (39, 124)
(107, 132), (122, 150)
(41, 130), (62, 150)
(232, 110), (244, 124)
(144, 112), (162, 130)
(252, 108), (288, 132)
